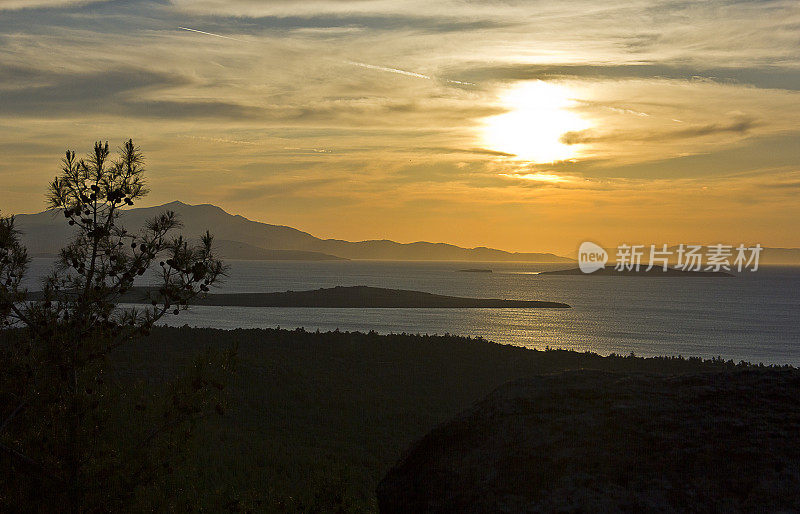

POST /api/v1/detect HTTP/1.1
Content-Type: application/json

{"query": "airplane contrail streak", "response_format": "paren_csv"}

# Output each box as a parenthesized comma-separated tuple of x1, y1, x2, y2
(177, 27, 475, 85)
(446, 79, 477, 86)
(345, 61, 476, 85)
(344, 60, 433, 80)
(178, 26, 247, 42)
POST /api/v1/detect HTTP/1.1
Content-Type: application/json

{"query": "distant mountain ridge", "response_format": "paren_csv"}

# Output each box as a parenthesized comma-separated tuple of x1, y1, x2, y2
(212, 240, 345, 261)
(12, 201, 571, 262)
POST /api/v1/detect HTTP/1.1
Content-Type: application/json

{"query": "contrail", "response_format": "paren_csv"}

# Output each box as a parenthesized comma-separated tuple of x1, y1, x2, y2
(446, 79, 476, 86)
(345, 60, 475, 85)
(345, 60, 433, 80)
(178, 26, 247, 42)
(177, 27, 475, 85)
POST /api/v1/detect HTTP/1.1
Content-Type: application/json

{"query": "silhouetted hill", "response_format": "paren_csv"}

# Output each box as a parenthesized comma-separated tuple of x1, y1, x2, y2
(12, 201, 571, 262)
(378, 369, 800, 512)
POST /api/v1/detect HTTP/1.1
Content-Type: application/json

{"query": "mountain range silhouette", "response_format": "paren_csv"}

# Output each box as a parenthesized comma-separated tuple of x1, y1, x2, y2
(12, 201, 571, 262)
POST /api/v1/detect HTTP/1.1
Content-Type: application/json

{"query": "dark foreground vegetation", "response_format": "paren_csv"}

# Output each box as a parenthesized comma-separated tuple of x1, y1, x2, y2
(73, 326, 781, 512)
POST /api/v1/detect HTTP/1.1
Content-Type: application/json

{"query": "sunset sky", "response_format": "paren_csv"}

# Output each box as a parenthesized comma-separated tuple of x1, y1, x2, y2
(1, 0, 798, 254)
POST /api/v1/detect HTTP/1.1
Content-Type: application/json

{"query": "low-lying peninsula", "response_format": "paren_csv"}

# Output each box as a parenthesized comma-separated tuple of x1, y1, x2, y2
(28, 286, 570, 308)
(126, 285, 570, 309)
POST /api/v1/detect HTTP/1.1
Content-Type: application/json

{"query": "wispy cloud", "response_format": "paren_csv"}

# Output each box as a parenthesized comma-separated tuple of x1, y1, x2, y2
(0, 0, 799, 250)
(561, 116, 760, 145)
(0, 0, 105, 10)
(499, 172, 575, 184)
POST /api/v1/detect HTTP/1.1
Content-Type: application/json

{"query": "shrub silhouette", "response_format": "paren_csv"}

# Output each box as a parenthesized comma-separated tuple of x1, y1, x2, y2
(0, 140, 235, 511)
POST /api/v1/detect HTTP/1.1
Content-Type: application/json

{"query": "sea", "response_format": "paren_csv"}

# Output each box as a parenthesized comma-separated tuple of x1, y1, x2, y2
(22, 259, 800, 365)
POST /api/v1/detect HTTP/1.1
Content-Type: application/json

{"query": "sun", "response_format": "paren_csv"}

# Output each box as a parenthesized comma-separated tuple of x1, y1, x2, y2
(482, 81, 590, 163)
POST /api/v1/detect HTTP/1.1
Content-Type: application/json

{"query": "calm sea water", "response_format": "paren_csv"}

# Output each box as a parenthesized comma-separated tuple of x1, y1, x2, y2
(23, 259, 800, 365)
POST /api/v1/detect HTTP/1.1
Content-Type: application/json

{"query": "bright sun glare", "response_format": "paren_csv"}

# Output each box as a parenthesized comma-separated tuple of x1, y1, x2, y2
(482, 81, 590, 163)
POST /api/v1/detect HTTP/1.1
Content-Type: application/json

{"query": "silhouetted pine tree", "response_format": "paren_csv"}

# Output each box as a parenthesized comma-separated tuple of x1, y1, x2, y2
(0, 140, 235, 511)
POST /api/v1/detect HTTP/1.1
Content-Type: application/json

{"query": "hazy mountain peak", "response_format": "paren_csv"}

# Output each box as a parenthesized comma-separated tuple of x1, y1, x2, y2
(12, 201, 573, 262)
